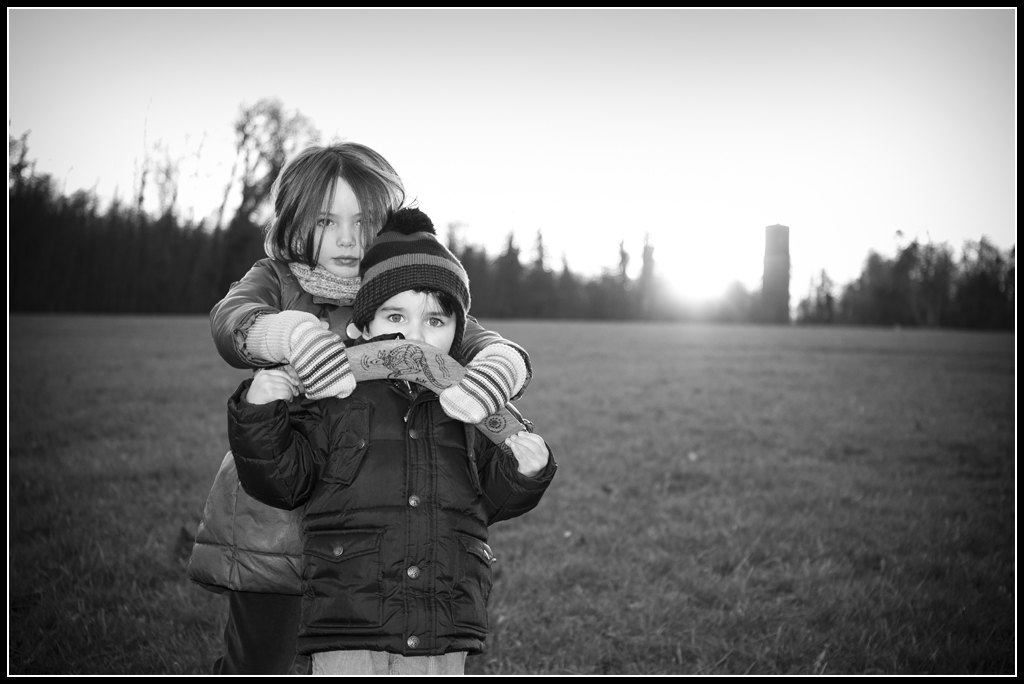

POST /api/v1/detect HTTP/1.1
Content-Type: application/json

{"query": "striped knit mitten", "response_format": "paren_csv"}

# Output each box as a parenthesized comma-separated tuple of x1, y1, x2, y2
(247, 310, 321, 364)
(439, 344, 527, 424)
(288, 321, 356, 400)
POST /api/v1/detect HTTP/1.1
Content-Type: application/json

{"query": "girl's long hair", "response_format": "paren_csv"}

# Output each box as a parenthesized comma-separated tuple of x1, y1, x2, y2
(264, 143, 406, 267)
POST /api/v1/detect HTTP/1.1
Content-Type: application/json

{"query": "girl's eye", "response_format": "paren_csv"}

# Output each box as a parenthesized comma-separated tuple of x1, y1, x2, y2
(316, 217, 334, 228)
(428, 317, 447, 327)
(387, 314, 404, 323)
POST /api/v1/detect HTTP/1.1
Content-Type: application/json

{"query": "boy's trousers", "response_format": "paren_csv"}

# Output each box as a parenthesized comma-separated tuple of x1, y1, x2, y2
(213, 591, 309, 675)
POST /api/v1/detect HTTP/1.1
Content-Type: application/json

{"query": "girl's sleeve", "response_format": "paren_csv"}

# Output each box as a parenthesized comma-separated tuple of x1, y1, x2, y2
(459, 316, 533, 399)
(210, 260, 288, 369)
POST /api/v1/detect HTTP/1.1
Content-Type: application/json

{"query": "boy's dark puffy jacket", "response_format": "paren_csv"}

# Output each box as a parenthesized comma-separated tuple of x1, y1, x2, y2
(227, 376, 556, 657)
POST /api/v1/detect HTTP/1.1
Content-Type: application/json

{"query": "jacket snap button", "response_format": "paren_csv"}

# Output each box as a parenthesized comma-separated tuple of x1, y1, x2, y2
(358, 439, 366, 448)
(407, 635, 420, 648)
(408, 495, 421, 507)
(332, 546, 344, 557)
(409, 429, 419, 439)
(407, 565, 420, 579)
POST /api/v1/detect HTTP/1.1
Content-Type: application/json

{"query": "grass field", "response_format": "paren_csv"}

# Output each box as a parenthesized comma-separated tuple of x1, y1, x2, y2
(8, 315, 1016, 674)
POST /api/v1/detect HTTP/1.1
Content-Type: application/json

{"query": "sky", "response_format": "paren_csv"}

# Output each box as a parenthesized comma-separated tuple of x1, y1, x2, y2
(8, 8, 1017, 304)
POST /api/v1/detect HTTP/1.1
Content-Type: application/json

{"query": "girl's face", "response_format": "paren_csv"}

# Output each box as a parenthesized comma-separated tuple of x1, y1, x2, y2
(313, 178, 363, 278)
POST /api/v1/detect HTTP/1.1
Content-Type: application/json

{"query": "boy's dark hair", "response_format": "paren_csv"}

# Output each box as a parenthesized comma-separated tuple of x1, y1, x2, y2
(413, 288, 459, 318)
(359, 287, 460, 336)
(263, 143, 405, 268)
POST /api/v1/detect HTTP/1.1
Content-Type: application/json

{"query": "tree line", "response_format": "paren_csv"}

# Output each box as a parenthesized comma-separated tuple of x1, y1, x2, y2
(8, 102, 664, 321)
(795, 237, 1015, 330)
(8, 136, 659, 318)
(8, 99, 1015, 329)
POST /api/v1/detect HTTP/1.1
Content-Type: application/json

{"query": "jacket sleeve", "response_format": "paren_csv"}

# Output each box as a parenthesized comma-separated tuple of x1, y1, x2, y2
(459, 316, 533, 399)
(227, 379, 328, 510)
(472, 428, 556, 525)
(211, 260, 288, 369)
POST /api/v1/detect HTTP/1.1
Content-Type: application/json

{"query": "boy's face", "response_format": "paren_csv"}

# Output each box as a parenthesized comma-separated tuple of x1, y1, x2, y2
(364, 290, 457, 355)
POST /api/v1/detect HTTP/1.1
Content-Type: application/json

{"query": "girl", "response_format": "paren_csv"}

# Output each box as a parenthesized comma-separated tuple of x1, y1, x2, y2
(195, 143, 533, 674)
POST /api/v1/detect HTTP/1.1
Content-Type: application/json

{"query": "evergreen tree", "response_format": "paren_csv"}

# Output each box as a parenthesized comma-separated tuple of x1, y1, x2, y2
(555, 255, 586, 319)
(493, 233, 524, 318)
(523, 230, 556, 318)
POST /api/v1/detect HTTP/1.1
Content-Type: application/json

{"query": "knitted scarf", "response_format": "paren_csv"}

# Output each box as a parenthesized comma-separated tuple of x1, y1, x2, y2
(288, 262, 361, 305)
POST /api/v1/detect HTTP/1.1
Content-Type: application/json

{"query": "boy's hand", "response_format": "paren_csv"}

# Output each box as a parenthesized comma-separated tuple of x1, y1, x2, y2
(280, 364, 303, 392)
(245, 368, 300, 405)
(505, 431, 548, 478)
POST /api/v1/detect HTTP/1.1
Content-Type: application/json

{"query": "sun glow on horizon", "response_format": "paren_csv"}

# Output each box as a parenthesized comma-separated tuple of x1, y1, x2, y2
(650, 228, 765, 306)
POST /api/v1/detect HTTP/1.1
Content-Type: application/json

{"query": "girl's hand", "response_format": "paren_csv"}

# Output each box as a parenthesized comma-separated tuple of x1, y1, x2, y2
(440, 343, 527, 424)
(245, 368, 300, 405)
(288, 322, 357, 400)
(505, 431, 549, 478)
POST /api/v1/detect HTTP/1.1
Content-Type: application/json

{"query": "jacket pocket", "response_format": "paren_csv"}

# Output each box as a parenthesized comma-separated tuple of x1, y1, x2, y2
(301, 528, 384, 632)
(320, 401, 370, 485)
(450, 533, 496, 636)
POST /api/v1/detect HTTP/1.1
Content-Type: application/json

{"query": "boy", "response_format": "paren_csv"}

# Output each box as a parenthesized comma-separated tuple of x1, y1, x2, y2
(227, 208, 556, 675)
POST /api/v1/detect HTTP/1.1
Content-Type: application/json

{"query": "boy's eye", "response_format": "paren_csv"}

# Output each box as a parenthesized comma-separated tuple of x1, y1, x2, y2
(387, 314, 404, 323)
(428, 317, 448, 327)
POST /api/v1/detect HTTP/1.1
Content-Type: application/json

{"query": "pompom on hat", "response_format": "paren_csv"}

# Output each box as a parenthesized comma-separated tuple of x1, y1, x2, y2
(352, 208, 471, 352)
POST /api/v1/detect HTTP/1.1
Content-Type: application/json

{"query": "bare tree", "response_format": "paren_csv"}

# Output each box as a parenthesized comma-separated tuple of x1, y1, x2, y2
(8, 130, 34, 190)
(153, 141, 181, 218)
(225, 98, 321, 227)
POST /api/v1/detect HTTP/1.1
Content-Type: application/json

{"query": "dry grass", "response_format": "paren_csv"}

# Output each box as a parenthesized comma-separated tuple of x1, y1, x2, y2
(8, 316, 1015, 674)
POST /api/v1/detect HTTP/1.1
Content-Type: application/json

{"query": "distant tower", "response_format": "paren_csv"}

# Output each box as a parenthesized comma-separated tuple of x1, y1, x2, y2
(761, 224, 790, 323)
(639, 233, 655, 318)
